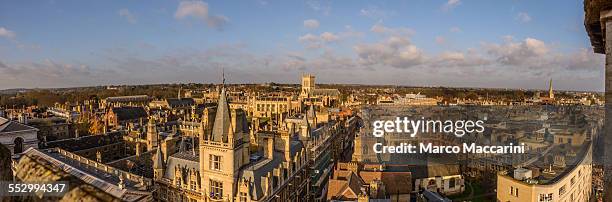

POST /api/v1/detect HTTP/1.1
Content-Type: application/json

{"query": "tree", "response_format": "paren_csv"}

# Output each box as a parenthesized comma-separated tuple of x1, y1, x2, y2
(89, 117, 104, 135)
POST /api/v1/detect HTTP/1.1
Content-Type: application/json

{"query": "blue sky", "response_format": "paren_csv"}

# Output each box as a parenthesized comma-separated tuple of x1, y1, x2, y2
(0, 0, 604, 91)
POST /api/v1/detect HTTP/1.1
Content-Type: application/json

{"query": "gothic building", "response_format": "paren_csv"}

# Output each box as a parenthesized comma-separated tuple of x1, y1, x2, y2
(153, 87, 311, 202)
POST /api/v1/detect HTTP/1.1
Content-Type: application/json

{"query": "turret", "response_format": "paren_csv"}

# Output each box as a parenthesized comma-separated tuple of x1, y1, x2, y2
(146, 116, 158, 150)
(301, 112, 311, 139)
(153, 146, 164, 180)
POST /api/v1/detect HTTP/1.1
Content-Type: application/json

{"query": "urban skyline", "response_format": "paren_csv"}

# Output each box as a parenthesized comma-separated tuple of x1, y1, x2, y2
(0, 0, 605, 91)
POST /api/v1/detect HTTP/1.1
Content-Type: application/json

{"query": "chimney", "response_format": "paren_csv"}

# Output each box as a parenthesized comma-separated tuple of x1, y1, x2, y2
(264, 137, 274, 159)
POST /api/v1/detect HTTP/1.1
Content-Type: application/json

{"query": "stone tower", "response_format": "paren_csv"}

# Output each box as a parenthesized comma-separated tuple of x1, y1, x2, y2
(301, 74, 315, 95)
(146, 116, 158, 151)
(199, 87, 250, 201)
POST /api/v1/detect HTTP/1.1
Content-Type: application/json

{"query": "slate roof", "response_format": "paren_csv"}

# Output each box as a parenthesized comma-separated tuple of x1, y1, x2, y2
(0, 117, 38, 134)
(239, 140, 303, 201)
(111, 107, 148, 122)
(163, 151, 200, 180)
(43, 131, 123, 151)
(166, 98, 195, 108)
(312, 89, 340, 97)
(211, 88, 231, 143)
(153, 146, 164, 169)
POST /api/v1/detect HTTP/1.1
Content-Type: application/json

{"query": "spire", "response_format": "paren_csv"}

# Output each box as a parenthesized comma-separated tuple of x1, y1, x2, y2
(222, 68, 226, 87)
(211, 87, 231, 143)
(178, 87, 182, 99)
(548, 78, 554, 99)
(302, 110, 311, 138)
(154, 145, 164, 169)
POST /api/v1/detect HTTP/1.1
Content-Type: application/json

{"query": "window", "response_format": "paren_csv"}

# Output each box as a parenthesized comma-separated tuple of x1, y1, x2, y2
(559, 185, 566, 196)
(210, 180, 223, 199)
(240, 192, 248, 202)
(210, 154, 222, 171)
(190, 179, 197, 190)
(13, 137, 24, 154)
(509, 187, 519, 197)
(539, 193, 553, 202)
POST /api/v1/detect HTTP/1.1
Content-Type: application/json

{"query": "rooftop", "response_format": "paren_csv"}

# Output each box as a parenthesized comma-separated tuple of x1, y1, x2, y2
(17, 148, 152, 201)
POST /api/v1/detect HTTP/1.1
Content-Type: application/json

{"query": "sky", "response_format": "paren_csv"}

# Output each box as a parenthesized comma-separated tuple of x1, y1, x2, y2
(0, 0, 605, 91)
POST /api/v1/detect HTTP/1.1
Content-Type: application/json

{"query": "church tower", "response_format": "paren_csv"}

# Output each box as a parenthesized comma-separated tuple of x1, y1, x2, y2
(301, 74, 315, 96)
(199, 87, 250, 201)
(548, 78, 554, 99)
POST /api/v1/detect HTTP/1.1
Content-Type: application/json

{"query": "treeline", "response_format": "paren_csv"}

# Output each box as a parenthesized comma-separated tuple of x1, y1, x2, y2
(0, 84, 211, 108)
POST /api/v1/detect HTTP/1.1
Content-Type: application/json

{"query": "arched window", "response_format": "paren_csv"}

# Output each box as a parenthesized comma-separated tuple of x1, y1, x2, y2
(14, 137, 24, 154)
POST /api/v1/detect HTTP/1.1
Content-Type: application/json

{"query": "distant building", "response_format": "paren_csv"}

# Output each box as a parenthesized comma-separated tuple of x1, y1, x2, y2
(377, 93, 438, 106)
(102, 95, 152, 109)
(27, 117, 71, 141)
(105, 106, 148, 127)
(251, 96, 297, 118)
(539, 78, 556, 104)
(299, 74, 340, 107)
(149, 98, 195, 111)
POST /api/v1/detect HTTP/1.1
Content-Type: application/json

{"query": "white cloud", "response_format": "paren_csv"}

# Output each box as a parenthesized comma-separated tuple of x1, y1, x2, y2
(370, 23, 414, 37)
(442, 0, 461, 11)
(516, 12, 531, 23)
(298, 26, 363, 49)
(0, 27, 16, 39)
(175, 0, 228, 30)
(1, 35, 603, 91)
(320, 32, 339, 42)
(298, 32, 339, 49)
(440, 51, 465, 61)
(354, 36, 424, 68)
(484, 37, 548, 66)
(303, 19, 320, 29)
(118, 9, 137, 24)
